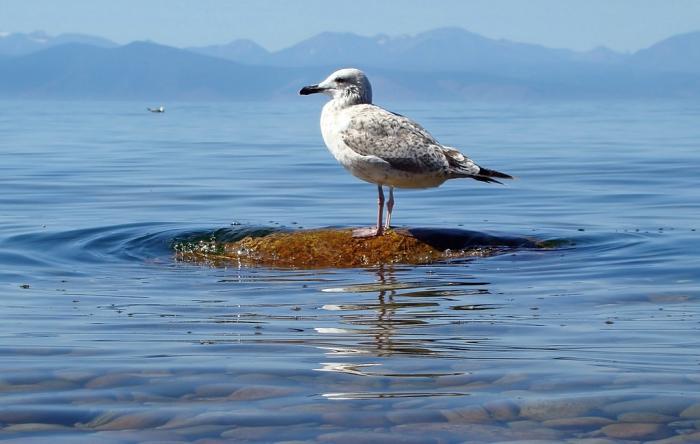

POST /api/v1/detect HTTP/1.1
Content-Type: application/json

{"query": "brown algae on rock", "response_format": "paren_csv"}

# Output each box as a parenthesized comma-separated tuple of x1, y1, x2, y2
(174, 227, 542, 268)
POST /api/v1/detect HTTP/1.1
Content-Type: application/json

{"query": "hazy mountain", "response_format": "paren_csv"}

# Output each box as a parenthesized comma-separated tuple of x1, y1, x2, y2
(0, 28, 698, 100)
(193, 27, 627, 77)
(267, 31, 391, 67)
(187, 39, 270, 65)
(630, 31, 700, 73)
(0, 41, 303, 100)
(202, 27, 587, 75)
(0, 31, 116, 56)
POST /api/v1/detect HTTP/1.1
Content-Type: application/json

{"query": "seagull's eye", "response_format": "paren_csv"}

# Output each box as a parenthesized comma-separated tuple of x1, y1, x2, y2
(335, 77, 346, 84)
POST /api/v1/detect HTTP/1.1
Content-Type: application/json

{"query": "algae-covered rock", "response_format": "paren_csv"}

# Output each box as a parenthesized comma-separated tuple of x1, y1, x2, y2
(174, 227, 540, 268)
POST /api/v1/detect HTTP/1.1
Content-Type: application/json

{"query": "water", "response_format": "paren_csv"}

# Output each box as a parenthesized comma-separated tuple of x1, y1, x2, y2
(1, 100, 699, 443)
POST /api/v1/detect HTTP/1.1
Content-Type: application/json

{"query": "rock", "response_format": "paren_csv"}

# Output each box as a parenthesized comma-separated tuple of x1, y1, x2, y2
(89, 430, 166, 444)
(168, 424, 228, 439)
(603, 397, 692, 416)
(227, 386, 296, 401)
(484, 400, 520, 422)
(85, 373, 143, 389)
(395, 420, 564, 442)
(541, 416, 613, 429)
(192, 439, 229, 444)
(76, 412, 121, 429)
(645, 431, 700, 444)
(618, 411, 675, 423)
(0, 408, 92, 426)
(220, 425, 297, 441)
(1, 423, 71, 433)
(317, 431, 433, 444)
(193, 383, 239, 398)
(519, 398, 603, 421)
(442, 406, 491, 423)
(93, 411, 170, 430)
(600, 422, 672, 440)
(161, 411, 307, 430)
(680, 403, 700, 419)
(529, 375, 613, 392)
(392, 422, 516, 442)
(507, 420, 542, 430)
(565, 439, 622, 444)
(386, 409, 447, 425)
(274, 441, 316, 444)
(94, 429, 183, 443)
(174, 227, 539, 268)
(321, 411, 389, 428)
(130, 391, 177, 403)
(488, 441, 562, 444)
(668, 419, 700, 430)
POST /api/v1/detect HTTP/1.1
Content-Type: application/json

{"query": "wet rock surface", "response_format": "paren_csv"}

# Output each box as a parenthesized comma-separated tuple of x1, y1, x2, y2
(174, 227, 541, 268)
(600, 422, 673, 440)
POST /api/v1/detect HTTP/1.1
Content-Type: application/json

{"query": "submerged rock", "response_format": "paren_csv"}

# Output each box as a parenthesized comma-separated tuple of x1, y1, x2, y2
(174, 227, 541, 268)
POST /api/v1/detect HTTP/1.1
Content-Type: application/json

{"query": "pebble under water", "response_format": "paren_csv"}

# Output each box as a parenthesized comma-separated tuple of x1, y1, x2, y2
(0, 100, 699, 443)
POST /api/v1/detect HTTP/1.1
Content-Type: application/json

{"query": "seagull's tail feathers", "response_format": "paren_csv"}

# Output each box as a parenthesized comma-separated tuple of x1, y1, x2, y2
(473, 167, 514, 184)
(442, 146, 513, 184)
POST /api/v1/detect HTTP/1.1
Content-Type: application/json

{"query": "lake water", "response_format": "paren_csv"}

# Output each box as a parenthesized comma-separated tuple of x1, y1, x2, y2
(0, 99, 699, 443)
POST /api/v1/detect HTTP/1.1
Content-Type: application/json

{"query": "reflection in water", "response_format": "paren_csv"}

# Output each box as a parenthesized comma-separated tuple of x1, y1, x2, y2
(316, 265, 497, 388)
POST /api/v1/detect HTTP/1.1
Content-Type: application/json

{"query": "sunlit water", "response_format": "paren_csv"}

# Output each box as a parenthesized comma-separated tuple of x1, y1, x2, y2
(1, 100, 699, 443)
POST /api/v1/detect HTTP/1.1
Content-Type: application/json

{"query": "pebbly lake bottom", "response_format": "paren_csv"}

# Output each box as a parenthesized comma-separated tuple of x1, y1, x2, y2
(1, 100, 699, 442)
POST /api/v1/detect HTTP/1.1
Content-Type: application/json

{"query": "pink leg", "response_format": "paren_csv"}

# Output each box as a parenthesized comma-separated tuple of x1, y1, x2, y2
(385, 187, 394, 229)
(353, 185, 385, 237)
(376, 185, 385, 234)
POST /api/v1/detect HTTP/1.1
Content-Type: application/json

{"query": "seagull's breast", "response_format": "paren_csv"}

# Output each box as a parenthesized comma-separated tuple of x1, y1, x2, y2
(320, 102, 372, 172)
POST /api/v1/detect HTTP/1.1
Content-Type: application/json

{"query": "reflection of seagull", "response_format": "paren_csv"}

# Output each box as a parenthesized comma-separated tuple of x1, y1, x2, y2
(300, 68, 512, 237)
(147, 106, 165, 113)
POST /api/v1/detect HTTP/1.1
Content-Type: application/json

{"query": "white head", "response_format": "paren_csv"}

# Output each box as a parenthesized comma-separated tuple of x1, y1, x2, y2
(299, 68, 372, 105)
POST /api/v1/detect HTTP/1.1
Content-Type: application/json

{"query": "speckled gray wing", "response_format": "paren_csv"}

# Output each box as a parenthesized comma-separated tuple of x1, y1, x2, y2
(340, 105, 450, 174)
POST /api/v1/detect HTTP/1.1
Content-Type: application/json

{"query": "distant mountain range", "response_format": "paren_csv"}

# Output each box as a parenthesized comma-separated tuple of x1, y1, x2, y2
(0, 31, 116, 56)
(0, 28, 699, 100)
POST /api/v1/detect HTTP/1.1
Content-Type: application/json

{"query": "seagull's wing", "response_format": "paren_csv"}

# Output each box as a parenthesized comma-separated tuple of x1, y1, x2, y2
(340, 105, 449, 174)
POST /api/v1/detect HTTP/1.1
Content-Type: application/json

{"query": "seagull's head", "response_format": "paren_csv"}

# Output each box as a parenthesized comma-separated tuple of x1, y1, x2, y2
(299, 68, 372, 105)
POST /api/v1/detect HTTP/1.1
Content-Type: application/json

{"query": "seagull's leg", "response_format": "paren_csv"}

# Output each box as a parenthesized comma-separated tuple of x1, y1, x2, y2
(353, 185, 385, 237)
(385, 187, 395, 230)
(376, 185, 385, 235)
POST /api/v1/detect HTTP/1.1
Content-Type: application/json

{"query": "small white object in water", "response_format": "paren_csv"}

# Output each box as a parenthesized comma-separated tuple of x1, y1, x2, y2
(147, 106, 165, 113)
(300, 68, 512, 237)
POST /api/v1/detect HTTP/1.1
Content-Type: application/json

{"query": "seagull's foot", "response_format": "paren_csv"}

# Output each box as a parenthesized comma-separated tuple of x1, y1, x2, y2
(352, 226, 384, 238)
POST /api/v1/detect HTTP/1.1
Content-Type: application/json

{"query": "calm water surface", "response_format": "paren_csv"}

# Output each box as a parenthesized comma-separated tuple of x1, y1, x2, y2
(0, 100, 699, 443)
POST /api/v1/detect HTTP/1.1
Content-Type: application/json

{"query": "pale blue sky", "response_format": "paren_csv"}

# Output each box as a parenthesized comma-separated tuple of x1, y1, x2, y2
(1, 0, 699, 52)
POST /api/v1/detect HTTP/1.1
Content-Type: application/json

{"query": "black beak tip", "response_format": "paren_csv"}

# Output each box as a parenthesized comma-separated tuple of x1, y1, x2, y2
(299, 85, 321, 96)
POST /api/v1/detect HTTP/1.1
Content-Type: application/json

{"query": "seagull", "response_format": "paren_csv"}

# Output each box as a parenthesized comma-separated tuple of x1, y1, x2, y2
(148, 106, 165, 113)
(300, 68, 513, 237)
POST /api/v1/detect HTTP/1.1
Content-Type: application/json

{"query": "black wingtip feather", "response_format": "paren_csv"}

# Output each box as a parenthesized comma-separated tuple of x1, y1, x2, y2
(478, 167, 514, 180)
(472, 175, 504, 184)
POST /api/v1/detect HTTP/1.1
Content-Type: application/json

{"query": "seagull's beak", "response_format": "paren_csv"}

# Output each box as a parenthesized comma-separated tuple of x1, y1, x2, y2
(299, 84, 324, 95)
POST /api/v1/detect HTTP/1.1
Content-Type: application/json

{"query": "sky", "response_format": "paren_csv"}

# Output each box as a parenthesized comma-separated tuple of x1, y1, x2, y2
(1, 0, 699, 52)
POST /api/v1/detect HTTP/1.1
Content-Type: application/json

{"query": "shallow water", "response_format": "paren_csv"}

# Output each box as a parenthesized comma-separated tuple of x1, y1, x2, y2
(1, 100, 699, 443)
